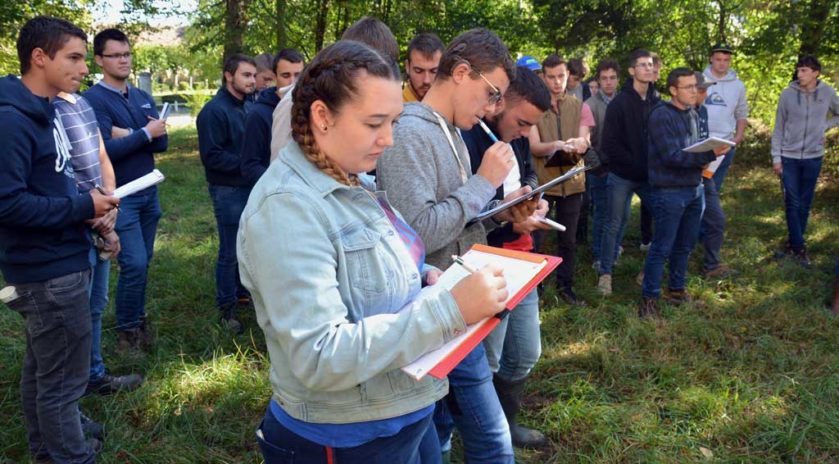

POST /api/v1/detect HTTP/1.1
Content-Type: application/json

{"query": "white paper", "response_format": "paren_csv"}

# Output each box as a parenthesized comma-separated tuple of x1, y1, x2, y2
(400, 250, 547, 380)
(684, 136, 735, 153)
(113, 169, 165, 198)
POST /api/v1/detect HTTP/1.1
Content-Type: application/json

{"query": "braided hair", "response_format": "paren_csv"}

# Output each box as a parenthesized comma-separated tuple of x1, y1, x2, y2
(291, 40, 400, 186)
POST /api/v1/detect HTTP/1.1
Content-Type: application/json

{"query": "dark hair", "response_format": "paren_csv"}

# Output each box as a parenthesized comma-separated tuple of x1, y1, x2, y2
(542, 54, 566, 70)
(594, 58, 620, 79)
(341, 16, 399, 64)
(407, 32, 444, 61)
(438, 28, 515, 83)
(666, 67, 694, 92)
(567, 58, 586, 78)
(223, 54, 257, 82)
(93, 28, 129, 57)
(291, 40, 400, 186)
(254, 53, 274, 72)
(506, 66, 551, 112)
(18, 16, 87, 75)
(796, 55, 822, 72)
(273, 48, 305, 72)
(628, 49, 652, 67)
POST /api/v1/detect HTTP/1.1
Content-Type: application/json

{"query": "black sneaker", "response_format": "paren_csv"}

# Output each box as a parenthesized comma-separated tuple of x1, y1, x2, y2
(86, 373, 144, 396)
(559, 286, 586, 307)
(80, 410, 104, 441)
(219, 303, 244, 335)
(794, 247, 811, 268)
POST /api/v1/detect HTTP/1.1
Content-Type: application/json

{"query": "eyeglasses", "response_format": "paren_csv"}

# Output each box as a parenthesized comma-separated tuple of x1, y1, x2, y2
(677, 84, 698, 91)
(101, 52, 132, 60)
(477, 71, 503, 105)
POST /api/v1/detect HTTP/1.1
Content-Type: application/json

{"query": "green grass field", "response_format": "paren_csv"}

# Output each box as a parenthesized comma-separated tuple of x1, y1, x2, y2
(1, 126, 837, 463)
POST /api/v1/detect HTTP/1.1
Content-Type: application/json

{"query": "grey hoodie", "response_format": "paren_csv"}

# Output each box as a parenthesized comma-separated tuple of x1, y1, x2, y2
(376, 102, 497, 269)
(703, 66, 749, 140)
(771, 80, 839, 164)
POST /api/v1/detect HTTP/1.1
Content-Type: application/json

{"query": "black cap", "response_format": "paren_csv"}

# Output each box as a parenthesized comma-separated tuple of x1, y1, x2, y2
(694, 72, 716, 89)
(710, 42, 733, 54)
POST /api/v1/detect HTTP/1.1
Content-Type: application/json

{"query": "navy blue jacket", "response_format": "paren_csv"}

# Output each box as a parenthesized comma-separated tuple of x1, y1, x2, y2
(600, 78, 660, 182)
(240, 86, 281, 186)
(647, 102, 716, 188)
(462, 119, 538, 247)
(197, 87, 250, 187)
(0, 75, 94, 283)
(83, 82, 168, 189)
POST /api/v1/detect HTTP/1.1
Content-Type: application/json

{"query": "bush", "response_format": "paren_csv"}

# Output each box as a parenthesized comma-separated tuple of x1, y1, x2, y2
(183, 92, 212, 117)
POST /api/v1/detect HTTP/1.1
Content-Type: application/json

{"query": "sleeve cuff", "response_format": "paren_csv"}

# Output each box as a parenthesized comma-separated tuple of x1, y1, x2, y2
(141, 127, 152, 142)
(71, 193, 95, 223)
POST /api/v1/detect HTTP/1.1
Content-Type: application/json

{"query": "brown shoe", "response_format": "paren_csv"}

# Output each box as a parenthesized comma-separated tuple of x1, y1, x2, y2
(638, 297, 660, 319)
(116, 328, 141, 353)
(664, 289, 692, 306)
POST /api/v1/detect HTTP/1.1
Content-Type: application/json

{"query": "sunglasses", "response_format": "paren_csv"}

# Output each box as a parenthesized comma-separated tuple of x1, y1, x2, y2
(477, 71, 503, 105)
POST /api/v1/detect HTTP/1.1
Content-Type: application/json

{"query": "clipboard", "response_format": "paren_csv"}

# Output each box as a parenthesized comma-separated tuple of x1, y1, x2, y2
(475, 165, 589, 220)
(400, 244, 562, 380)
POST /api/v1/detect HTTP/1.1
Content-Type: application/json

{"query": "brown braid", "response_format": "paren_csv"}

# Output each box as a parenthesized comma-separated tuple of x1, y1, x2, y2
(290, 40, 400, 187)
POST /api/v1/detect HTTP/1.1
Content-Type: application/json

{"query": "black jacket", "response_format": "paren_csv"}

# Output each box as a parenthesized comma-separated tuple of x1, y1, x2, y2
(240, 86, 281, 186)
(600, 78, 660, 182)
(197, 87, 250, 187)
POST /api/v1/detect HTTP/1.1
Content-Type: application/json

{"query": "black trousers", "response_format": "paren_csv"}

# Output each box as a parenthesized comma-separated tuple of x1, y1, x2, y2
(535, 193, 583, 289)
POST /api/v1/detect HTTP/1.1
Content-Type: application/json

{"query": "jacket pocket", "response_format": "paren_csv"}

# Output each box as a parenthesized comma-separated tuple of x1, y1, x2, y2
(339, 224, 392, 309)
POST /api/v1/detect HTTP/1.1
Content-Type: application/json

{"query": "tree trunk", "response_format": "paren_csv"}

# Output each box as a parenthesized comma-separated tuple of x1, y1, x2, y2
(223, 0, 248, 61)
(715, 0, 727, 43)
(314, 0, 330, 52)
(275, 0, 287, 49)
(798, 0, 830, 56)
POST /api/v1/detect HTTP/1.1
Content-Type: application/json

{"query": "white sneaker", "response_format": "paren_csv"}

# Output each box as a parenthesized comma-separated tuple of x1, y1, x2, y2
(640, 242, 651, 252)
(592, 260, 601, 271)
(597, 274, 612, 296)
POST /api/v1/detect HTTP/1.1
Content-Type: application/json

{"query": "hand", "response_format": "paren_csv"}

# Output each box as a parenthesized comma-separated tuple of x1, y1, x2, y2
(511, 199, 551, 234)
(87, 208, 118, 234)
(493, 187, 538, 224)
(102, 230, 121, 258)
(450, 264, 508, 324)
(89, 189, 120, 218)
(713, 145, 730, 157)
(566, 137, 588, 154)
(476, 141, 515, 188)
(424, 269, 443, 286)
(111, 126, 131, 139)
(145, 116, 167, 138)
(773, 162, 782, 176)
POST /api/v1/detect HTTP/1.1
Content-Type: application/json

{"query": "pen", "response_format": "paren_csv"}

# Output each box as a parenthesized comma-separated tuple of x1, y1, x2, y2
(478, 120, 499, 143)
(94, 184, 121, 212)
(451, 255, 478, 274)
(538, 216, 566, 231)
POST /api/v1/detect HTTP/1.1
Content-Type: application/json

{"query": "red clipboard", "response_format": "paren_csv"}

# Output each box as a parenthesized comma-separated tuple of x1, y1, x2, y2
(425, 245, 562, 379)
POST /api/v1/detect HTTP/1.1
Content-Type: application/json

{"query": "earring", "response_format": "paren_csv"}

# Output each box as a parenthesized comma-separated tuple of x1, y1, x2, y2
(322, 125, 327, 131)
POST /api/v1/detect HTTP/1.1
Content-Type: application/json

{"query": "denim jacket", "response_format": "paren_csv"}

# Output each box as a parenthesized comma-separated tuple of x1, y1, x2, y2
(237, 141, 467, 424)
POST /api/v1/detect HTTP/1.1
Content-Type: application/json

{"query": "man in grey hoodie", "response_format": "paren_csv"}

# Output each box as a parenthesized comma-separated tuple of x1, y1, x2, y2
(771, 55, 839, 266)
(377, 28, 537, 463)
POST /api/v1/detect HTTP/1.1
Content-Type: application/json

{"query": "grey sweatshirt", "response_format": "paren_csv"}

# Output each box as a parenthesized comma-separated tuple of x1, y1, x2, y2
(703, 66, 749, 140)
(376, 102, 497, 269)
(771, 80, 839, 164)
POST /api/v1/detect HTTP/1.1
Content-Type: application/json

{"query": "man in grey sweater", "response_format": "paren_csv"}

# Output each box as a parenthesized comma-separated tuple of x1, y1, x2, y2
(377, 28, 537, 462)
(771, 55, 839, 266)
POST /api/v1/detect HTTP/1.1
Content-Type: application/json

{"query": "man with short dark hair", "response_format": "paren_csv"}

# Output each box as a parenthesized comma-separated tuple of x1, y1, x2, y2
(253, 52, 275, 91)
(771, 55, 839, 266)
(403, 32, 444, 102)
(197, 54, 256, 333)
(596, 49, 660, 296)
(1, 16, 120, 462)
(272, 48, 304, 97)
(640, 68, 727, 318)
(85, 27, 168, 352)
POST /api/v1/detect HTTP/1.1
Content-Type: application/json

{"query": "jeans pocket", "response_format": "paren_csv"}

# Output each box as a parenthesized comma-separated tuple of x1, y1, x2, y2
(3, 289, 35, 314)
(256, 428, 295, 464)
(45, 270, 86, 293)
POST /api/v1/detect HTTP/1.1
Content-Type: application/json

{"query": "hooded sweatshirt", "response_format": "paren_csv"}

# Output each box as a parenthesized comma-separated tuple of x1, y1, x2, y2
(0, 75, 94, 284)
(376, 102, 497, 269)
(600, 78, 660, 182)
(240, 86, 282, 186)
(702, 66, 748, 140)
(771, 80, 839, 164)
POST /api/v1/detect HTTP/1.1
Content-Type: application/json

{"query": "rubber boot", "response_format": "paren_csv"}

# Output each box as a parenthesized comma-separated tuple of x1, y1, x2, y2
(493, 375, 547, 449)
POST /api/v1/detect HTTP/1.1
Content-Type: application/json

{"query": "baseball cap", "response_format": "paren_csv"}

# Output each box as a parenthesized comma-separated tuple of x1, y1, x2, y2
(516, 55, 541, 72)
(694, 71, 716, 89)
(710, 42, 734, 54)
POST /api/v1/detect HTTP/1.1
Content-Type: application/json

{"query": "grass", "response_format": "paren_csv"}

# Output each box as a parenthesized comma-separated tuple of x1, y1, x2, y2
(1, 125, 838, 463)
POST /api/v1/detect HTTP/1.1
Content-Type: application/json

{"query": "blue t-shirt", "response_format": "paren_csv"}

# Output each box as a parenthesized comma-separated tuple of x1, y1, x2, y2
(53, 93, 102, 193)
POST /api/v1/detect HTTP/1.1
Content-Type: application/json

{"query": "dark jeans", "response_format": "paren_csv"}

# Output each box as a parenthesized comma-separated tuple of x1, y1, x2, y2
(588, 173, 609, 261)
(642, 185, 704, 299)
(640, 200, 653, 245)
(257, 406, 440, 464)
(577, 179, 590, 244)
(115, 188, 161, 331)
(701, 177, 725, 270)
(781, 157, 823, 250)
(88, 252, 110, 381)
(7, 270, 96, 463)
(208, 184, 251, 308)
(535, 193, 583, 289)
(599, 173, 651, 275)
(712, 147, 735, 193)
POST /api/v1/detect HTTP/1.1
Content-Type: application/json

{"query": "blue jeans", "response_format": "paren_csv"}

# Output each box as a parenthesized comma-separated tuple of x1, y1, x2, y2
(712, 147, 735, 193)
(700, 177, 725, 271)
(88, 251, 110, 381)
(115, 188, 161, 331)
(642, 185, 704, 299)
(599, 173, 649, 275)
(483, 289, 541, 382)
(781, 157, 823, 250)
(208, 184, 251, 308)
(7, 270, 96, 463)
(257, 406, 440, 463)
(588, 173, 608, 261)
(434, 345, 514, 463)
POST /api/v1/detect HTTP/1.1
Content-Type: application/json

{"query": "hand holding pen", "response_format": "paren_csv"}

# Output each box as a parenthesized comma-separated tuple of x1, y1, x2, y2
(449, 255, 508, 324)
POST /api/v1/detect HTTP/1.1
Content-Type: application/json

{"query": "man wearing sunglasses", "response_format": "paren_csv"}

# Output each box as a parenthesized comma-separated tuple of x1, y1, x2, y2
(377, 28, 538, 463)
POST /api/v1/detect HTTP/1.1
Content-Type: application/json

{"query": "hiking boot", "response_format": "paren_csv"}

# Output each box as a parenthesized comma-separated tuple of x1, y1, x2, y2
(115, 328, 141, 353)
(559, 286, 585, 306)
(493, 375, 549, 449)
(638, 297, 660, 319)
(597, 274, 612, 296)
(219, 303, 244, 335)
(79, 410, 104, 441)
(138, 315, 155, 351)
(703, 263, 738, 279)
(664, 289, 692, 306)
(793, 247, 811, 268)
(86, 372, 144, 396)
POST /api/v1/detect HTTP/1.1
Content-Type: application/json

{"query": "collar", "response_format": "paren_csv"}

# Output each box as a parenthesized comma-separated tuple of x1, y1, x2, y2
(282, 140, 354, 197)
(56, 92, 77, 104)
(97, 80, 130, 96)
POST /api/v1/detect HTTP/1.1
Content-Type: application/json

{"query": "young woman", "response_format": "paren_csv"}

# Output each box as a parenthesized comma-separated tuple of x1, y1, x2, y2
(237, 40, 509, 463)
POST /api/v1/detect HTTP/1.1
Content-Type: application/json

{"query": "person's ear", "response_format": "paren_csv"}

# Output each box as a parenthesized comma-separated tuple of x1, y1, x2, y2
(451, 61, 471, 84)
(310, 100, 333, 134)
(30, 47, 48, 70)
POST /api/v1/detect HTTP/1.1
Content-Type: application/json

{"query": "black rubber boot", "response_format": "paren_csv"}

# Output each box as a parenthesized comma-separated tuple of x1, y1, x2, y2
(493, 375, 548, 449)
